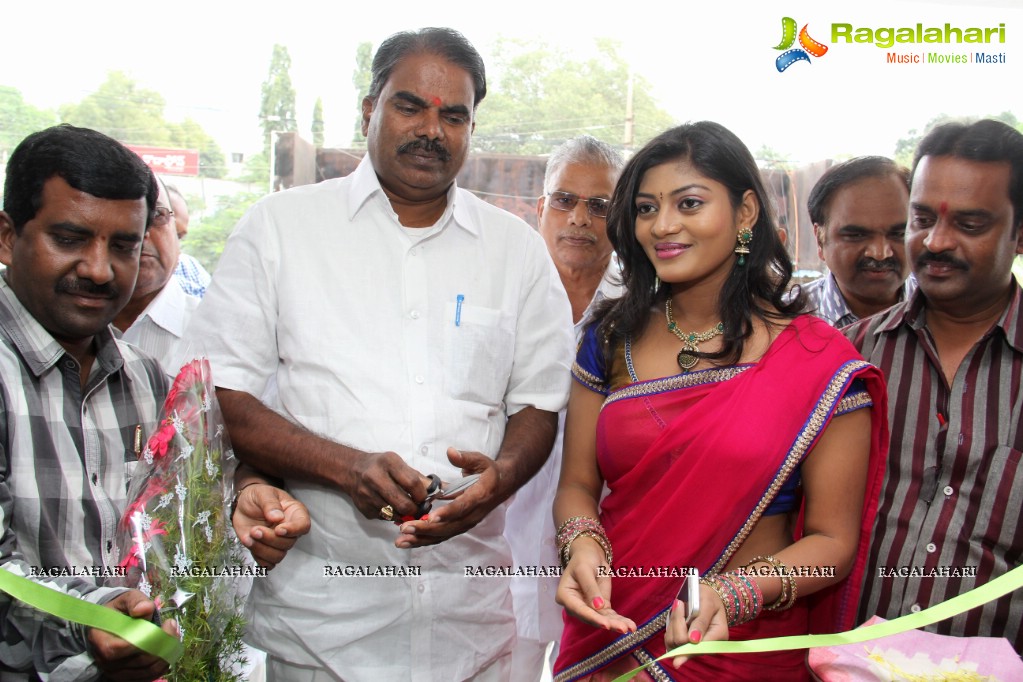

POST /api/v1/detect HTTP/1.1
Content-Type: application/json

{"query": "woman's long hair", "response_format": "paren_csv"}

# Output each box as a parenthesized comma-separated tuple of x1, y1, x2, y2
(597, 121, 804, 367)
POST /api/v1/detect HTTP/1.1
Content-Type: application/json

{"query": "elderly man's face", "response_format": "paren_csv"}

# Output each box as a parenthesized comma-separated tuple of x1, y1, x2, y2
(133, 180, 180, 302)
(169, 190, 190, 239)
(537, 162, 617, 276)
(816, 174, 910, 317)
(0, 176, 147, 353)
(362, 51, 475, 204)
(908, 155, 1023, 313)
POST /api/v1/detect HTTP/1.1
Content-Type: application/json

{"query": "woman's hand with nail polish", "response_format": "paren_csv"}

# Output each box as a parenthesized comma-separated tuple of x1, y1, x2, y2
(556, 535, 637, 634)
(667, 584, 729, 669)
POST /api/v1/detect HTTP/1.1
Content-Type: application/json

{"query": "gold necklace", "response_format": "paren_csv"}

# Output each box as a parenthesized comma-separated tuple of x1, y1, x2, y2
(665, 299, 724, 372)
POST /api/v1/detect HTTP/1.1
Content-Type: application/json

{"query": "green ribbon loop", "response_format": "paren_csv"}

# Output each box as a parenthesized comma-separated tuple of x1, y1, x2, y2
(612, 565, 1023, 681)
(0, 567, 183, 665)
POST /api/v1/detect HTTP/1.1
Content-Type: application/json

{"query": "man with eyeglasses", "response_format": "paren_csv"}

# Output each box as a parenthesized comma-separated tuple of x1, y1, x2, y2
(506, 135, 625, 680)
(113, 176, 198, 373)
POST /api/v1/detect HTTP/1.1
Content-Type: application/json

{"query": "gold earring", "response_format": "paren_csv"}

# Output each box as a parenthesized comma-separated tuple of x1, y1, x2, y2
(734, 228, 753, 265)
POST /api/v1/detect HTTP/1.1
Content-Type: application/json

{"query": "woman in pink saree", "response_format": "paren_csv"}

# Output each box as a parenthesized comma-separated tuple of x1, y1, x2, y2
(553, 122, 888, 681)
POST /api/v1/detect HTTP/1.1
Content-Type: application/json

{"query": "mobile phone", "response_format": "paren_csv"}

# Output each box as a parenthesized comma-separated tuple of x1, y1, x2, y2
(667, 568, 700, 631)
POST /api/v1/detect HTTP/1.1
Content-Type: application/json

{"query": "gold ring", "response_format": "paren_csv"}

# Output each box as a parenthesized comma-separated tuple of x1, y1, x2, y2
(380, 505, 394, 521)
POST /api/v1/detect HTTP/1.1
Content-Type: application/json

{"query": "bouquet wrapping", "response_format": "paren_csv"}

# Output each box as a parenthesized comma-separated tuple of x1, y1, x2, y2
(116, 357, 247, 681)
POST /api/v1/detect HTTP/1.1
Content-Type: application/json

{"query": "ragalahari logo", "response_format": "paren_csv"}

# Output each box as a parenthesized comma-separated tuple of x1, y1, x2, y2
(773, 17, 829, 72)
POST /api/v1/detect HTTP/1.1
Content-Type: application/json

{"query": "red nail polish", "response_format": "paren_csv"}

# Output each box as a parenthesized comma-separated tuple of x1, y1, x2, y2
(690, 629, 702, 644)
(673, 598, 682, 612)
(592, 596, 605, 610)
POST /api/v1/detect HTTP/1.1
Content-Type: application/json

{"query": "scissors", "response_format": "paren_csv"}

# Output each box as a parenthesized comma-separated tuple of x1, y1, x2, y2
(396, 473, 481, 524)
(666, 567, 700, 631)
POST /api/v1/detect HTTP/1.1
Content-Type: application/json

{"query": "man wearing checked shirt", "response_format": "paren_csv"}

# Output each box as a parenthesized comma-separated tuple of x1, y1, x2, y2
(0, 125, 307, 680)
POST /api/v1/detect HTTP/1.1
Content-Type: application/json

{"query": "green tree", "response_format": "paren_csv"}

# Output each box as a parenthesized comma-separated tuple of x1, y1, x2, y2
(169, 118, 226, 179)
(59, 71, 171, 145)
(754, 144, 794, 170)
(183, 192, 262, 272)
(351, 41, 373, 147)
(474, 38, 675, 154)
(57, 71, 226, 178)
(0, 86, 58, 157)
(312, 97, 325, 147)
(259, 44, 297, 154)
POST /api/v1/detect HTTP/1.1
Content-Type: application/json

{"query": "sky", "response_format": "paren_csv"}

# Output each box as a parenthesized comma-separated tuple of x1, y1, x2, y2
(3, 0, 1020, 165)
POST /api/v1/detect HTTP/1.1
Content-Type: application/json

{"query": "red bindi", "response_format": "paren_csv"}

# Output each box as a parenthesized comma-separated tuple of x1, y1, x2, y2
(939, 201, 948, 215)
(430, 96, 442, 107)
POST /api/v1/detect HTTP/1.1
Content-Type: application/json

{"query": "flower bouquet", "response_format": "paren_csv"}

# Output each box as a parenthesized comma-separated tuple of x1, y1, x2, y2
(116, 358, 247, 681)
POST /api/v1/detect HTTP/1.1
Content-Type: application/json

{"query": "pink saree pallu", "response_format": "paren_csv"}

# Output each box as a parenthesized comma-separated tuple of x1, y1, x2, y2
(555, 315, 889, 681)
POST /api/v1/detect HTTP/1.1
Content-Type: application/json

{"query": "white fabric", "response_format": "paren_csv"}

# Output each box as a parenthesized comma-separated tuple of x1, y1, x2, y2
(187, 155, 574, 682)
(120, 277, 200, 376)
(505, 261, 623, 657)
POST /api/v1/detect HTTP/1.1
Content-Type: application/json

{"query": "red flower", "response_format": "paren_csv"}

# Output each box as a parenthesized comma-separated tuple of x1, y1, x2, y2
(145, 423, 176, 460)
(163, 358, 207, 412)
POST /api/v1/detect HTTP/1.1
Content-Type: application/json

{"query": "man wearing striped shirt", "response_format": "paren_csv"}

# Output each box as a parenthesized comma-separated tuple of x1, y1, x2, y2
(846, 119, 1023, 649)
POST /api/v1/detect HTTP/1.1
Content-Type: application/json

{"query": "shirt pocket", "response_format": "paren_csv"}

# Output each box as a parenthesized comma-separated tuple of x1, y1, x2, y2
(444, 302, 514, 406)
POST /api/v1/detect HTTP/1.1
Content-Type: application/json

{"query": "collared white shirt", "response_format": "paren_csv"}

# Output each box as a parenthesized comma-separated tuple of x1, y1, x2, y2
(187, 155, 574, 681)
(506, 259, 623, 645)
(120, 278, 201, 376)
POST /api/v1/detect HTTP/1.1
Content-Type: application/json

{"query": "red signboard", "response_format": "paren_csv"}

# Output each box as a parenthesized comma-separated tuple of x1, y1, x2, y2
(127, 145, 200, 176)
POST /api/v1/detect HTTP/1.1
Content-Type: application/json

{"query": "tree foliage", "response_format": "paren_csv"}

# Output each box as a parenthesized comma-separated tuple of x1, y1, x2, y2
(182, 192, 262, 273)
(168, 118, 227, 180)
(312, 97, 325, 147)
(473, 38, 675, 155)
(259, 44, 297, 154)
(59, 71, 169, 145)
(56, 71, 225, 178)
(351, 41, 373, 148)
(0, 86, 58, 159)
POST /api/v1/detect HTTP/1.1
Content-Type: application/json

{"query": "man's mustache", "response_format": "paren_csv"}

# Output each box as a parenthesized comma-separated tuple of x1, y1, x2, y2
(397, 139, 451, 161)
(857, 257, 901, 273)
(57, 278, 117, 298)
(916, 251, 968, 271)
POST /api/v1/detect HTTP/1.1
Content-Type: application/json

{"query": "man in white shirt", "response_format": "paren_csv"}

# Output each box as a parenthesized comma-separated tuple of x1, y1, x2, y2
(113, 177, 199, 373)
(506, 135, 624, 680)
(187, 27, 574, 681)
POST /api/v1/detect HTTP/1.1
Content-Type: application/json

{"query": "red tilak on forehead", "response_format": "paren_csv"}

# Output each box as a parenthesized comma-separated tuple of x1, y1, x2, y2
(430, 96, 442, 107)
(939, 201, 948, 215)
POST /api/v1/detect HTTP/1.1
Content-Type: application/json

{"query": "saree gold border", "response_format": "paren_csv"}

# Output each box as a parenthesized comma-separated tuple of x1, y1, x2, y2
(554, 614, 673, 682)
(557, 359, 871, 680)
(631, 647, 674, 682)
(708, 359, 871, 575)
(602, 366, 750, 409)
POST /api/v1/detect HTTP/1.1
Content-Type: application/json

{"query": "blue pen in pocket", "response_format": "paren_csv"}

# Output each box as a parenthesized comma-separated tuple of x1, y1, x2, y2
(455, 294, 464, 326)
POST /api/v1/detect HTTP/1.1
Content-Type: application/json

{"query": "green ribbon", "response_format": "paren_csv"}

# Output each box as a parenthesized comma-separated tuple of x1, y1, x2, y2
(612, 565, 1023, 681)
(0, 567, 183, 665)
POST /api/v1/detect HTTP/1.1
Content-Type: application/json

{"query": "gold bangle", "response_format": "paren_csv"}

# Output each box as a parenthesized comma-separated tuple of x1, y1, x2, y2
(743, 555, 798, 611)
(560, 529, 613, 568)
